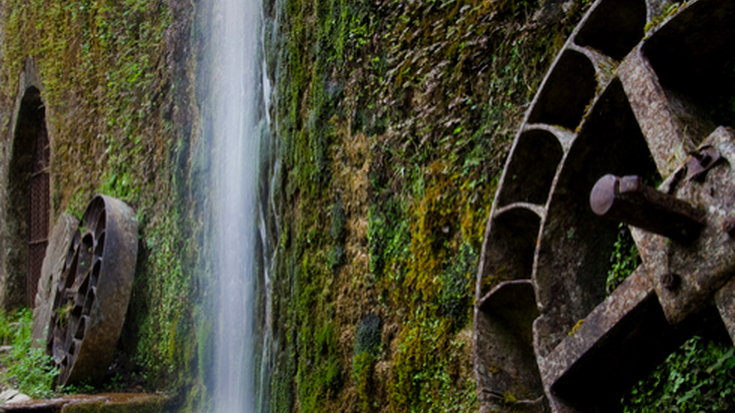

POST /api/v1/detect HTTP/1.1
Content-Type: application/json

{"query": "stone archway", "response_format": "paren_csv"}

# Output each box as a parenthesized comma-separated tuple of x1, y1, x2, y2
(5, 85, 50, 309)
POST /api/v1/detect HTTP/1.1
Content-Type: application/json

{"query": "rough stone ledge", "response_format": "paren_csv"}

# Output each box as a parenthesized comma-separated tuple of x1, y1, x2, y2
(0, 393, 170, 413)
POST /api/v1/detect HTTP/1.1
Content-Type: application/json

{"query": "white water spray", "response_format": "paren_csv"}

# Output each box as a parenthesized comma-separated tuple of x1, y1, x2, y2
(212, 0, 264, 411)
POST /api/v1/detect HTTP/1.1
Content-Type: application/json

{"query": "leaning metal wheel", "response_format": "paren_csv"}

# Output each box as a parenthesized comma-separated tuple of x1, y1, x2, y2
(474, 0, 735, 412)
(46, 195, 138, 386)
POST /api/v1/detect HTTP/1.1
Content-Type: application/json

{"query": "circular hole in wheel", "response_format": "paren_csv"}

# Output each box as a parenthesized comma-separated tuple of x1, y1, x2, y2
(83, 287, 96, 315)
(94, 231, 105, 258)
(52, 328, 65, 363)
(63, 237, 77, 271)
(90, 258, 101, 289)
(74, 316, 87, 340)
(77, 234, 94, 280)
(70, 230, 81, 256)
(95, 211, 106, 239)
(68, 339, 77, 356)
(62, 249, 79, 291)
(71, 303, 83, 321)
(64, 324, 75, 354)
(76, 272, 90, 308)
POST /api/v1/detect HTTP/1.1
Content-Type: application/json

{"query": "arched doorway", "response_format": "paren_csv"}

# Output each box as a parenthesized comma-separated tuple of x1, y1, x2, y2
(6, 86, 50, 309)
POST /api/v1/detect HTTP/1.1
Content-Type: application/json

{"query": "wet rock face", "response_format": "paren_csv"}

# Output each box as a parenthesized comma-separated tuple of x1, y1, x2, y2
(474, 0, 735, 411)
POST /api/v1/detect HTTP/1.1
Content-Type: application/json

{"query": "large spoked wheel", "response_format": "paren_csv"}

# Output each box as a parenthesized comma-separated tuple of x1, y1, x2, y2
(474, 1, 735, 412)
(47, 195, 138, 386)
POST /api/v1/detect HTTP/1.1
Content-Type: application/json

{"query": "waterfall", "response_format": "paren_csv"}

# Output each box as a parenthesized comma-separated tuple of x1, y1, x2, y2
(210, 0, 269, 411)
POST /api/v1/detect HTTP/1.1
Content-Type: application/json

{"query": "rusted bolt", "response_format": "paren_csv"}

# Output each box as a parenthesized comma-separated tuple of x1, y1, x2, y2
(660, 273, 680, 291)
(590, 174, 705, 244)
(690, 150, 711, 164)
(687, 146, 721, 181)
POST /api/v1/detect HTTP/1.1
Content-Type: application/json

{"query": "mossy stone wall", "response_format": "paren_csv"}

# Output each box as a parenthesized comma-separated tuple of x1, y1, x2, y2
(0, 0, 209, 409)
(266, 0, 591, 411)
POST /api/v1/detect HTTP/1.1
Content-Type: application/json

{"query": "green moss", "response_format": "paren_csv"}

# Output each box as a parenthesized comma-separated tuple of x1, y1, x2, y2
(330, 199, 346, 242)
(439, 244, 477, 330)
(132, 211, 194, 385)
(368, 198, 410, 284)
(353, 351, 377, 412)
(389, 317, 477, 413)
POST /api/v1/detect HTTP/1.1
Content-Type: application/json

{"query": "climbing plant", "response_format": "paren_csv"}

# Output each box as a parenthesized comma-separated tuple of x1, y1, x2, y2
(623, 336, 735, 412)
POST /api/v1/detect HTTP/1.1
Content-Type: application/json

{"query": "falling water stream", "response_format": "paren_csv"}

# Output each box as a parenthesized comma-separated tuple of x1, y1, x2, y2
(211, 0, 272, 411)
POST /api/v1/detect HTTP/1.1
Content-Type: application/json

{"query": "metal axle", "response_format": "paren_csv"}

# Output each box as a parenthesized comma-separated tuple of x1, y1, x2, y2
(590, 174, 705, 244)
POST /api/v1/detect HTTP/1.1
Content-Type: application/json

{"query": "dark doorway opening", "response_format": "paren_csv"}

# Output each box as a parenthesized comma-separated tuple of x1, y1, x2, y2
(7, 86, 50, 308)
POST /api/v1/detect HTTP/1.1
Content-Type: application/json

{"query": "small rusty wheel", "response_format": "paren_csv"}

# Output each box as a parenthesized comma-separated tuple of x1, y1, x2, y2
(474, 0, 735, 412)
(47, 195, 138, 386)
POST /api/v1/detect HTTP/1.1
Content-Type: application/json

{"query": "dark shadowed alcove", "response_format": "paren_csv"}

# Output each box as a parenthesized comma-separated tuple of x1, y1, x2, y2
(6, 86, 50, 308)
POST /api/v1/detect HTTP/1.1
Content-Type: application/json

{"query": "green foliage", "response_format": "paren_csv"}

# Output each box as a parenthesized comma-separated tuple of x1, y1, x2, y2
(297, 353, 343, 412)
(0, 310, 13, 340)
(135, 212, 188, 376)
(367, 200, 410, 283)
(606, 223, 641, 295)
(623, 336, 735, 412)
(0, 309, 58, 398)
(270, 0, 385, 409)
(63, 381, 96, 395)
(297, 319, 344, 412)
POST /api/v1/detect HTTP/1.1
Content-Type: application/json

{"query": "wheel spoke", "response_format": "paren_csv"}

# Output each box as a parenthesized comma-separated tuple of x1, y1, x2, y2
(618, 50, 712, 178)
(538, 267, 681, 411)
(715, 278, 735, 344)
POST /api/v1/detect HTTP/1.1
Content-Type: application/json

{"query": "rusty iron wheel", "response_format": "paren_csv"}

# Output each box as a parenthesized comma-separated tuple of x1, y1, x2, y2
(474, 0, 735, 412)
(46, 195, 138, 386)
